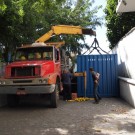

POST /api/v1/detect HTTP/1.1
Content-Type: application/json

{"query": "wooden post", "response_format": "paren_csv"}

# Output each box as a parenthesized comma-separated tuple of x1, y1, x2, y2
(73, 71, 87, 97)
(83, 71, 87, 97)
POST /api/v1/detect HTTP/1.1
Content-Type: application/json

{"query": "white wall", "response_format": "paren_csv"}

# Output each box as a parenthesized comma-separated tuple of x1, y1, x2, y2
(119, 77, 135, 107)
(111, 27, 135, 79)
(111, 28, 135, 107)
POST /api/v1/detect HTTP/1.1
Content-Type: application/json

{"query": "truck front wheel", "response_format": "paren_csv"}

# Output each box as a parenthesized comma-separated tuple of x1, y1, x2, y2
(50, 83, 59, 108)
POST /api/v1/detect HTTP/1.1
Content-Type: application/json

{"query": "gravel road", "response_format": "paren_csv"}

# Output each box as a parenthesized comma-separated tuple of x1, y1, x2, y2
(0, 96, 135, 135)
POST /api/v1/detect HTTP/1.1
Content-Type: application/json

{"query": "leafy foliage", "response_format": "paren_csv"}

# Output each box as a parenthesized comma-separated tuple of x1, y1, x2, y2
(105, 0, 135, 49)
(0, 0, 102, 62)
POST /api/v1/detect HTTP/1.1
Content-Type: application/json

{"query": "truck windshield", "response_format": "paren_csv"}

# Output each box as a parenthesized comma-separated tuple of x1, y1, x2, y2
(15, 46, 53, 61)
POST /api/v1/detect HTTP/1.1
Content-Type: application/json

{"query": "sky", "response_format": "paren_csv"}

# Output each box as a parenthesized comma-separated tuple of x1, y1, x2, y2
(84, 0, 110, 54)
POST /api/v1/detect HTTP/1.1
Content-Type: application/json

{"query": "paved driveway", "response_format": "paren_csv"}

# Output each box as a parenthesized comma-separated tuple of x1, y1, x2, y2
(0, 97, 135, 135)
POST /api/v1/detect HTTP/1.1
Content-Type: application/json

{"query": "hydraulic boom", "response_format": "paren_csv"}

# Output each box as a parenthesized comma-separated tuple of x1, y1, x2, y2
(35, 25, 96, 43)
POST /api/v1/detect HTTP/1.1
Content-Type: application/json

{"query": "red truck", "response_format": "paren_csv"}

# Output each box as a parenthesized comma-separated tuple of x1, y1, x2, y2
(0, 25, 95, 108)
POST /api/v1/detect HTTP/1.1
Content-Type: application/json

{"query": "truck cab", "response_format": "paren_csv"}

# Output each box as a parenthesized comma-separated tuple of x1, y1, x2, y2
(0, 43, 62, 108)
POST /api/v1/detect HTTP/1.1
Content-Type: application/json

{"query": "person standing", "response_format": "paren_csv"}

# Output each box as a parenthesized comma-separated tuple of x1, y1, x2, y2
(89, 67, 101, 104)
(61, 69, 73, 100)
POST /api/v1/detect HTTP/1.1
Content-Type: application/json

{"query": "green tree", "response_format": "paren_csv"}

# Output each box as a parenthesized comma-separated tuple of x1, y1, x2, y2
(0, 0, 27, 61)
(105, 0, 135, 49)
(0, 0, 102, 62)
(0, 0, 46, 61)
(40, 0, 102, 53)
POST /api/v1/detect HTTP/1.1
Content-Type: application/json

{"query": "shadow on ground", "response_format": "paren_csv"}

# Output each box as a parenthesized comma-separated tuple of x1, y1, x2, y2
(0, 97, 135, 135)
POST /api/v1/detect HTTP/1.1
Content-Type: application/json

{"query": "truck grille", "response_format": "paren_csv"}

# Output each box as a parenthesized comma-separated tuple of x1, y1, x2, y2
(13, 80, 32, 83)
(11, 66, 40, 77)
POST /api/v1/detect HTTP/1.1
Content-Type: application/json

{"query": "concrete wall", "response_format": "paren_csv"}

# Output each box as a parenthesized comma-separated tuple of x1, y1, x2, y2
(111, 27, 135, 79)
(119, 77, 135, 107)
(111, 27, 135, 107)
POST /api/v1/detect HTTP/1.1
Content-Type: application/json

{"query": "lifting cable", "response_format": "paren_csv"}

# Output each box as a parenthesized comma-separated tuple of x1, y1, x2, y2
(83, 37, 108, 55)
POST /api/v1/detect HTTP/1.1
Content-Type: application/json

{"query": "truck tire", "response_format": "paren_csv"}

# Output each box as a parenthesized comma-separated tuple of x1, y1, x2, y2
(7, 94, 19, 107)
(50, 82, 59, 108)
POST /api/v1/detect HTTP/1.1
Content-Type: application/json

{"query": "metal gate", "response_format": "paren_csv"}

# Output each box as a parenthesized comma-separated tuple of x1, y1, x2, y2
(77, 54, 119, 97)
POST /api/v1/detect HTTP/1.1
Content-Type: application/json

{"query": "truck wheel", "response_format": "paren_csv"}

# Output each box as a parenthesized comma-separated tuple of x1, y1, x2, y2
(50, 83, 59, 108)
(7, 94, 19, 107)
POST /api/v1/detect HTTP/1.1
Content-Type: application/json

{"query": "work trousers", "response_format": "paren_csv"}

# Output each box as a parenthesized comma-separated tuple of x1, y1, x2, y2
(63, 84, 71, 100)
(93, 83, 101, 102)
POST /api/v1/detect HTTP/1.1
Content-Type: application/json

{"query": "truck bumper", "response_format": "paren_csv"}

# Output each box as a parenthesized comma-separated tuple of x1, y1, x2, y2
(0, 84, 55, 94)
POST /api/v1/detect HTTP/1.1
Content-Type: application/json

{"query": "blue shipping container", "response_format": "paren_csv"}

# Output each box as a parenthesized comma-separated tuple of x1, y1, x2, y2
(77, 54, 118, 97)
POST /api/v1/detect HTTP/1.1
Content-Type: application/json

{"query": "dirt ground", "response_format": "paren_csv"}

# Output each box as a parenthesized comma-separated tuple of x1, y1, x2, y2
(0, 97, 135, 135)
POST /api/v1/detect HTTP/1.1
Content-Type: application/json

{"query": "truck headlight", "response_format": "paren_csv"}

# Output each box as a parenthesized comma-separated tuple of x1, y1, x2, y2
(3, 81, 6, 85)
(0, 81, 6, 85)
(39, 79, 43, 83)
(43, 79, 47, 84)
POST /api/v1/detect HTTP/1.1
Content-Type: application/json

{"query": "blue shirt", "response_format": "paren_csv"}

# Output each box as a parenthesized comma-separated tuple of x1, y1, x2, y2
(61, 73, 73, 84)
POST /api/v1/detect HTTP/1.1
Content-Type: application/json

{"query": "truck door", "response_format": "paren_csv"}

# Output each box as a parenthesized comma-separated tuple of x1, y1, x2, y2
(54, 48, 61, 73)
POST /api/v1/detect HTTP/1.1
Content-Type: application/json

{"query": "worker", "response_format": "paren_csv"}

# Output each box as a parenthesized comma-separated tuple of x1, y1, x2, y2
(61, 69, 73, 100)
(89, 67, 102, 104)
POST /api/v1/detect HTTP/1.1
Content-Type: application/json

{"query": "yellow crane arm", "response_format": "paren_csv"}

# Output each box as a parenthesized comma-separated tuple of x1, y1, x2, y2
(35, 25, 96, 43)
(35, 30, 54, 43)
